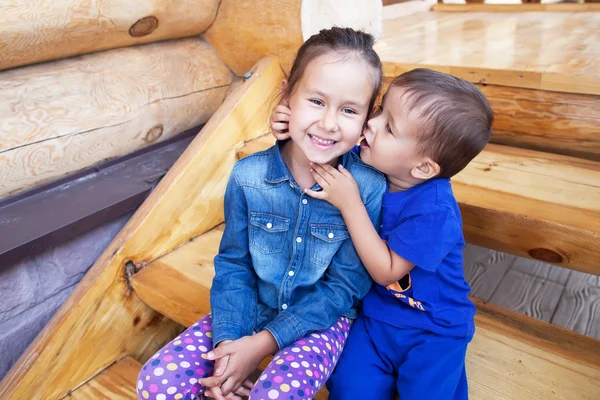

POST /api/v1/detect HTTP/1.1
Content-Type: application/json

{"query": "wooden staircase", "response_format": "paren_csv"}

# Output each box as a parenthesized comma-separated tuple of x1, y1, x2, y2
(2, 10, 600, 400)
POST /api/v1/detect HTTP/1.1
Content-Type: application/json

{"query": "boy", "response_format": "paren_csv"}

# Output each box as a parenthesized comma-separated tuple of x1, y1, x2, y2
(270, 68, 493, 399)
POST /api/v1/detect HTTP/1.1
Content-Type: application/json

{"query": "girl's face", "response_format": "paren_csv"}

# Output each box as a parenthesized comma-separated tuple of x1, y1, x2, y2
(285, 53, 374, 166)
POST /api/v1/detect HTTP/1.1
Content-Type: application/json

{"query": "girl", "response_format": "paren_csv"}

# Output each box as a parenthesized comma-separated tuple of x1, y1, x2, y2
(136, 27, 386, 400)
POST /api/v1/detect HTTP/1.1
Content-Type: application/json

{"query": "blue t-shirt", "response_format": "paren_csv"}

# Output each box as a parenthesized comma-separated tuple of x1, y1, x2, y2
(361, 178, 476, 338)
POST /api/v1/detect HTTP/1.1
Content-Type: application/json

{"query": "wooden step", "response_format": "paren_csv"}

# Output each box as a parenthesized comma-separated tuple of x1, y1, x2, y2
(375, 12, 600, 96)
(130, 226, 600, 399)
(237, 136, 600, 275)
(64, 357, 141, 400)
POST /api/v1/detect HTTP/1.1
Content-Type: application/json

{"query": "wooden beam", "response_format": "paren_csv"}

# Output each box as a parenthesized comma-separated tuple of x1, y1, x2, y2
(67, 357, 141, 400)
(0, 39, 230, 199)
(203, 0, 382, 76)
(432, 3, 600, 11)
(0, 56, 283, 400)
(383, 62, 600, 98)
(0, 0, 220, 71)
(131, 227, 600, 399)
(236, 136, 600, 274)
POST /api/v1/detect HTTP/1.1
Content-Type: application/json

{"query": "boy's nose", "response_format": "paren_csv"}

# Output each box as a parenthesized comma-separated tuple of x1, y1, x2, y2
(366, 117, 378, 134)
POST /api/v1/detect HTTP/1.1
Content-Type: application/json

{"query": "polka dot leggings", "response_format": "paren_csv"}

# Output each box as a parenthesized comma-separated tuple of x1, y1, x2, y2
(136, 314, 352, 400)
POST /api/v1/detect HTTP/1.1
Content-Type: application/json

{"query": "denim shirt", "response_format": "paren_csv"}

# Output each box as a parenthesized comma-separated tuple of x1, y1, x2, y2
(211, 142, 386, 349)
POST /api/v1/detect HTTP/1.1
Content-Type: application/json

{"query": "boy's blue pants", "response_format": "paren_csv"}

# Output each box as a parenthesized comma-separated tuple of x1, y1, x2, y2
(327, 312, 471, 400)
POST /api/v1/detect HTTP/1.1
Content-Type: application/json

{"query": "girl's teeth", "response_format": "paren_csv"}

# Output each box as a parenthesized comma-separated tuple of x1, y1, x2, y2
(311, 135, 335, 145)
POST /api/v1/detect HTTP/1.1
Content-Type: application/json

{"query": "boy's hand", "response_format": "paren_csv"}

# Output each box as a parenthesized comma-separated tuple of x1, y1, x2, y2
(271, 104, 291, 140)
(306, 163, 362, 213)
(200, 332, 277, 399)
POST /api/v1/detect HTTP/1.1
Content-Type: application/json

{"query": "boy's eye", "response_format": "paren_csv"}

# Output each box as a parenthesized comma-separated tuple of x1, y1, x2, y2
(342, 108, 357, 115)
(386, 124, 393, 134)
(309, 99, 324, 106)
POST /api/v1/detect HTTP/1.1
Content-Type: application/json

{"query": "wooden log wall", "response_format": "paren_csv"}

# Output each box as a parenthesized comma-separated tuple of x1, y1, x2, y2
(204, 0, 383, 75)
(0, 0, 221, 71)
(0, 39, 232, 199)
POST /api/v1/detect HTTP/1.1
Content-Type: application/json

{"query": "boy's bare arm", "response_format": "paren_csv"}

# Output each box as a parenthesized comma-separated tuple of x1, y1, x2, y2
(307, 164, 414, 286)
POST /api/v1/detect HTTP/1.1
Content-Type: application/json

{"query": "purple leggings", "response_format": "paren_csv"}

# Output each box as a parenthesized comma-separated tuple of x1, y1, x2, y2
(137, 314, 352, 400)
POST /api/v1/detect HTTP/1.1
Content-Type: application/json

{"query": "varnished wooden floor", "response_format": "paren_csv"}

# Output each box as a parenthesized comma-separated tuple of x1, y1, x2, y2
(464, 244, 600, 339)
(376, 11, 600, 95)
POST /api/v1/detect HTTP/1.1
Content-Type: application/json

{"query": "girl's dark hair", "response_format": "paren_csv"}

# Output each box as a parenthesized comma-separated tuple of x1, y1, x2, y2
(281, 27, 383, 117)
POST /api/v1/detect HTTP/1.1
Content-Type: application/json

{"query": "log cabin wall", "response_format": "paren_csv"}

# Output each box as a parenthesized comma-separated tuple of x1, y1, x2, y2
(0, 0, 382, 200)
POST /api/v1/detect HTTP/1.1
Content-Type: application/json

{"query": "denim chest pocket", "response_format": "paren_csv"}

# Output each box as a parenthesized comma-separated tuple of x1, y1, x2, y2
(310, 224, 349, 267)
(250, 213, 290, 254)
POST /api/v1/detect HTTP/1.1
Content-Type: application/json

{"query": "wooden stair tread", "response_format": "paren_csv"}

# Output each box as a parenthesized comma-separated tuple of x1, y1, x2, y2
(376, 12, 600, 95)
(131, 226, 600, 399)
(237, 136, 600, 274)
(65, 357, 141, 400)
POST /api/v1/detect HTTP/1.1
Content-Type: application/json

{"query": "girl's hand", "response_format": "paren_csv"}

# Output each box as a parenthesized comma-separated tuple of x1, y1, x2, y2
(305, 163, 362, 213)
(200, 332, 277, 399)
(271, 104, 291, 140)
(204, 379, 253, 400)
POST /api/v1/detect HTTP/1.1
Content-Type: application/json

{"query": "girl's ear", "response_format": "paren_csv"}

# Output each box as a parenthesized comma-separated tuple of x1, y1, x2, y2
(280, 79, 290, 106)
(411, 158, 441, 180)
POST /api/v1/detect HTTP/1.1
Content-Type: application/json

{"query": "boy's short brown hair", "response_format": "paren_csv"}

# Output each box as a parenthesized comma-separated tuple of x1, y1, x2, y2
(389, 68, 494, 178)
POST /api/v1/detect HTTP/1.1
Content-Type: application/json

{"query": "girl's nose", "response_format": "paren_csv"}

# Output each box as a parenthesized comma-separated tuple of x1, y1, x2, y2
(320, 109, 338, 132)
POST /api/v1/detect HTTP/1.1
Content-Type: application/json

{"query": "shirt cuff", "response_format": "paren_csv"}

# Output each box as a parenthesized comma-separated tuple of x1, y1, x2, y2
(211, 321, 249, 347)
(263, 314, 303, 350)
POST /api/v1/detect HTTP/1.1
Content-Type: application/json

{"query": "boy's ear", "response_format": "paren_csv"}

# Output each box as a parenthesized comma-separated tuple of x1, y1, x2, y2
(411, 158, 441, 180)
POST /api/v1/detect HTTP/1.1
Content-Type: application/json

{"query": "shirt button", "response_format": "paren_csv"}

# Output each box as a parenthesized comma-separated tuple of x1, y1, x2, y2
(328, 232, 334, 239)
(289, 182, 294, 188)
(288, 271, 295, 277)
(302, 199, 308, 205)
(266, 222, 273, 229)
(282, 304, 288, 310)
(296, 237, 302, 243)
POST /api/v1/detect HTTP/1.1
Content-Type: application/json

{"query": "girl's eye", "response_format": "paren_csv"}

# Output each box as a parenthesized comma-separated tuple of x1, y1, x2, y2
(386, 124, 393, 134)
(309, 99, 324, 106)
(342, 108, 357, 115)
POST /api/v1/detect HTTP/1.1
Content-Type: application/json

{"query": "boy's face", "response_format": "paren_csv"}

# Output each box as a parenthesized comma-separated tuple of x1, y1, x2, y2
(359, 86, 431, 191)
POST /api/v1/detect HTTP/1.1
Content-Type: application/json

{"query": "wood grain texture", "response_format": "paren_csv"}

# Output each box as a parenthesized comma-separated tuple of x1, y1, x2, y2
(132, 227, 600, 399)
(489, 270, 566, 322)
(463, 244, 516, 302)
(480, 85, 600, 161)
(377, 12, 600, 95)
(67, 357, 141, 400)
(238, 137, 600, 273)
(0, 0, 220, 71)
(551, 271, 600, 340)
(0, 57, 282, 400)
(0, 39, 231, 199)
(433, 3, 600, 12)
(470, 300, 600, 399)
(456, 145, 600, 273)
(131, 225, 223, 327)
(203, 0, 382, 76)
